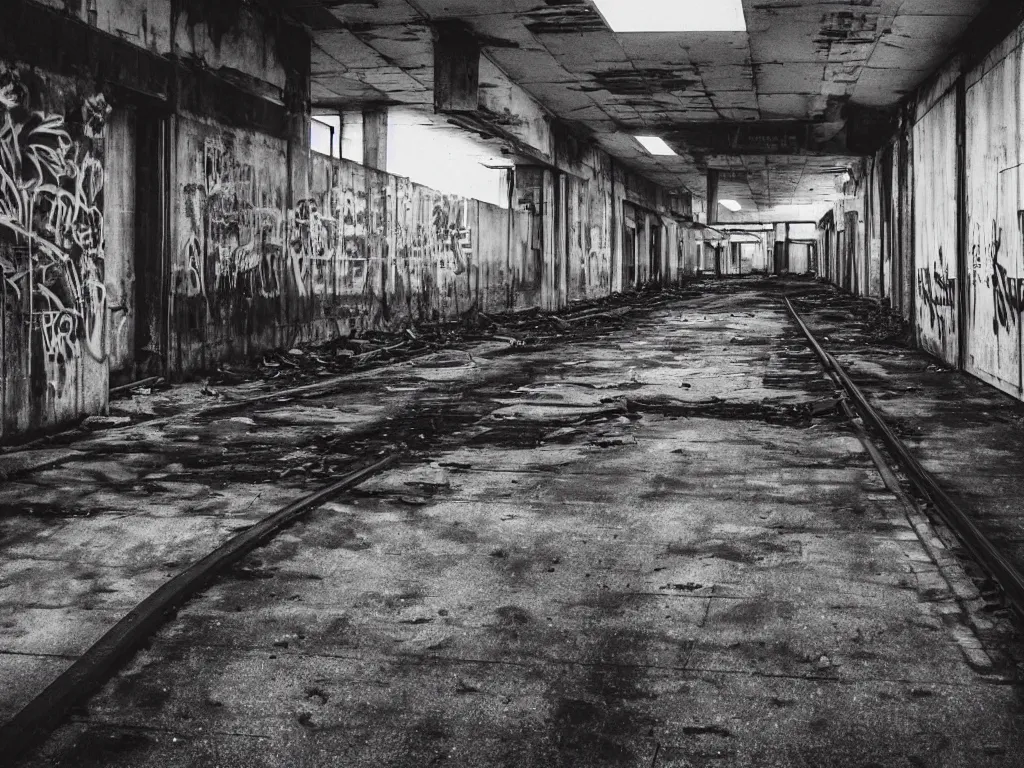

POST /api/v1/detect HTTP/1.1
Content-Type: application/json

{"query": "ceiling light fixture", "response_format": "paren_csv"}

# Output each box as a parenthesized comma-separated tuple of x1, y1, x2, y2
(592, 0, 746, 33)
(635, 136, 677, 156)
(719, 199, 742, 212)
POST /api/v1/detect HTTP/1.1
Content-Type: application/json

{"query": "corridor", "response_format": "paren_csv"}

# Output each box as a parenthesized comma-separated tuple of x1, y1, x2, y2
(4, 0, 1024, 765)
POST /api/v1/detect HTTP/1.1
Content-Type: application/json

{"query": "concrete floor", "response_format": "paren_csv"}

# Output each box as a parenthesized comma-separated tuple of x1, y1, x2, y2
(4, 281, 1023, 767)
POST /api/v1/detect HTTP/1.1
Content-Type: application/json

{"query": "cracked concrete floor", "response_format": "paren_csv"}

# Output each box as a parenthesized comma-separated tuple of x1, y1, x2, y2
(8, 284, 1024, 767)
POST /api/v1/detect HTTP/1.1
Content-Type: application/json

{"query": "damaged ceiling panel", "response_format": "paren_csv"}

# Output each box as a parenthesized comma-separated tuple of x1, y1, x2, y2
(292, 0, 991, 220)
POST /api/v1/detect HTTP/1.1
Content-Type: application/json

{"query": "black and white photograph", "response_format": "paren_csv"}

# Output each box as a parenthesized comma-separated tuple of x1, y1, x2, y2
(0, 0, 1022, 765)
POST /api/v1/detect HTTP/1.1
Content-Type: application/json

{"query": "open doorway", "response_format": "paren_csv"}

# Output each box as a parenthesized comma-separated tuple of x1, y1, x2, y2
(623, 205, 638, 289)
(104, 104, 167, 389)
(650, 222, 662, 283)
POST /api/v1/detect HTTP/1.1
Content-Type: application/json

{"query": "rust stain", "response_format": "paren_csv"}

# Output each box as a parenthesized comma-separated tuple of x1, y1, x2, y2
(522, 0, 607, 35)
(580, 69, 700, 97)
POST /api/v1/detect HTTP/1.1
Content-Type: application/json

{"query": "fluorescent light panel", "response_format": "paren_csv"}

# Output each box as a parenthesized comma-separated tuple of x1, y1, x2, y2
(592, 0, 746, 33)
(719, 199, 743, 212)
(635, 136, 676, 156)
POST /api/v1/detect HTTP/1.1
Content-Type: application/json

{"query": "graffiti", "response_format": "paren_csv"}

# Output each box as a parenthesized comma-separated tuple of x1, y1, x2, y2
(967, 217, 1024, 335)
(0, 63, 108, 395)
(431, 196, 472, 275)
(177, 136, 286, 313)
(290, 196, 336, 297)
(990, 248, 1024, 335)
(81, 94, 112, 141)
(917, 246, 956, 337)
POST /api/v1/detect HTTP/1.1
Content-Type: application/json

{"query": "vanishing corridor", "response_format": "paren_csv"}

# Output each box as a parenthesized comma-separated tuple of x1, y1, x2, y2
(5, 283, 1021, 767)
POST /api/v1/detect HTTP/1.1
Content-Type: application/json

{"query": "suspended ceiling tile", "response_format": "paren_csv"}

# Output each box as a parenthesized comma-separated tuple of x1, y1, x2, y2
(535, 30, 631, 74)
(322, 0, 420, 26)
(758, 93, 816, 119)
(301, 0, 993, 209)
(486, 48, 579, 85)
(755, 63, 825, 94)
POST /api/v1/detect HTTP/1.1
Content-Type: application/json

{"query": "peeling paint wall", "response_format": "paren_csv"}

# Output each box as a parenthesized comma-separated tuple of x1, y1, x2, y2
(677, 226, 700, 277)
(171, 139, 549, 375)
(813, 18, 1024, 401)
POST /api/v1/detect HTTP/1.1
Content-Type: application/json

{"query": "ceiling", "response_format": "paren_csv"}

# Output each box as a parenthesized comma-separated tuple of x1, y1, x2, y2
(289, 0, 989, 221)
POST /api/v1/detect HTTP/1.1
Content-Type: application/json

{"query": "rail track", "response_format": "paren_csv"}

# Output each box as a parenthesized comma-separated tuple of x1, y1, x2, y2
(0, 455, 399, 762)
(784, 296, 1024, 622)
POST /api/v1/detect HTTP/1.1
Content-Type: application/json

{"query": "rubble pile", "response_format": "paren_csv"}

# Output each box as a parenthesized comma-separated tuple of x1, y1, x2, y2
(207, 283, 704, 389)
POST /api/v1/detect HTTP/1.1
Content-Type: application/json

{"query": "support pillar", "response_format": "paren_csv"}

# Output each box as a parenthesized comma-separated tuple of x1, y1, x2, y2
(784, 222, 791, 275)
(707, 169, 720, 225)
(434, 22, 480, 114)
(362, 109, 388, 172)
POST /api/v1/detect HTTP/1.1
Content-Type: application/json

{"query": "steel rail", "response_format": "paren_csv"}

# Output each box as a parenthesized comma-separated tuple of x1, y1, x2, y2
(784, 296, 1024, 619)
(0, 454, 399, 763)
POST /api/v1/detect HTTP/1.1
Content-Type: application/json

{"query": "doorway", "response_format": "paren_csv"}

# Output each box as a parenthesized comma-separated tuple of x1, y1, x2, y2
(623, 205, 637, 289)
(103, 105, 167, 388)
(650, 222, 662, 283)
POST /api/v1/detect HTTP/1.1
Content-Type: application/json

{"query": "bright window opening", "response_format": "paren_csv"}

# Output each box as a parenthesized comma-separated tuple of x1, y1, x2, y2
(341, 110, 364, 163)
(311, 115, 340, 159)
(593, 0, 746, 33)
(720, 199, 743, 212)
(635, 136, 676, 156)
(388, 108, 510, 208)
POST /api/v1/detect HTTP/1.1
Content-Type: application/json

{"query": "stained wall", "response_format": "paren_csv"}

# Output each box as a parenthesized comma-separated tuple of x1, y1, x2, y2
(815, 18, 1024, 401)
(913, 87, 959, 364)
(0, 0, 307, 439)
(964, 30, 1024, 397)
(0, 62, 110, 438)
(0, 0, 699, 441)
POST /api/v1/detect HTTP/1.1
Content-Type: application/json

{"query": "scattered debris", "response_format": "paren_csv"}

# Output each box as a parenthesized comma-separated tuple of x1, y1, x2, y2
(109, 377, 166, 399)
(660, 583, 704, 592)
(197, 285, 693, 391)
(810, 398, 844, 417)
(81, 415, 133, 429)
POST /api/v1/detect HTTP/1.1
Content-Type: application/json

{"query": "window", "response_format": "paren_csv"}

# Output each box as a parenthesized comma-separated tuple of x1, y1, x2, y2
(592, 0, 746, 33)
(635, 136, 676, 156)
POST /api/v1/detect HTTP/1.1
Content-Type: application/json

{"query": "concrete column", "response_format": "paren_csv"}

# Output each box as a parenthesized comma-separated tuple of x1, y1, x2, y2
(557, 173, 568, 309)
(287, 112, 310, 208)
(784, 222, 791, 274)
(542, 170, 556, 311)
(362, 108, 388, 171)
(707, 169, 720, 225)
(434, 23, 480, 113)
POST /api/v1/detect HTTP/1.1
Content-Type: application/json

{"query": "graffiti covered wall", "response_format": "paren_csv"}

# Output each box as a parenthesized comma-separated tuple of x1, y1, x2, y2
(0, 62, 111, 438)
(171, 118, 294, 373)
(171, 145, 542, 376)
(913, 88, 959, 365)
(567, 155, 614, 303)
(964, 33, 1024, 396)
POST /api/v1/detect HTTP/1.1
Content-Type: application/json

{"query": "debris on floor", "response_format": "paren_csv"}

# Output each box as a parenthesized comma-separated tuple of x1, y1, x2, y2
(202, 285, 703, 390)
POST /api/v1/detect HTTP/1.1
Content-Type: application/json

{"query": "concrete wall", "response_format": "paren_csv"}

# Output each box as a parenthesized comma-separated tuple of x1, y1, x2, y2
(0, 61, 109, 438)
(964, 31, 1024, 397)
(815, 18, 1024, 402)
(0, 0, 696, 441)
(818, 130, 912, 317)
(913, 86, 959, 365)
(0, 0, 309, 439)
(677, 226, 701, 277)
